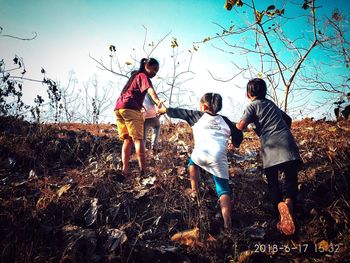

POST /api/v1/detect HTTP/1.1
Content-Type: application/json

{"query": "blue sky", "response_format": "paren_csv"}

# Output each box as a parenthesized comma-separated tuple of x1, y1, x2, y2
(1, 0, 349, 121)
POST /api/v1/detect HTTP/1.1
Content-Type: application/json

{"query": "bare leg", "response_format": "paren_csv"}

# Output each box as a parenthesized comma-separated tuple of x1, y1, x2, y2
(122, 138, 133, 176)
(189, 164, 200, 194)
(220, 194, 232, 229)
(134, 139, 146, 173)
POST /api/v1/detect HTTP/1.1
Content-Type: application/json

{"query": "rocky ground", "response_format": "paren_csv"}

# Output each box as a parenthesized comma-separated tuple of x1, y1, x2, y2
(0, 116, 349, 263)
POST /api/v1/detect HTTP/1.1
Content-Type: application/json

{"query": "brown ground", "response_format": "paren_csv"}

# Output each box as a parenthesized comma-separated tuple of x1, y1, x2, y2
(0, 116, 349, 263)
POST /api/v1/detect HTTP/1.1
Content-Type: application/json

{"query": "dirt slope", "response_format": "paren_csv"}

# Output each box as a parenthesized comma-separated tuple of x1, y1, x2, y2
(0, 116, 349, 262)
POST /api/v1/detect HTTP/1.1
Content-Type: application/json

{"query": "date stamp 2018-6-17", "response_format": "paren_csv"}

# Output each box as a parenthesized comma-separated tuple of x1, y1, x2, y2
(252, 242, 341, 254)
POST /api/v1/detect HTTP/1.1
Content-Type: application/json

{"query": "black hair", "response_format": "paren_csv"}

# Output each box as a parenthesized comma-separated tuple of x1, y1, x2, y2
(247, 78, 267, 99)
(139, 57, 159, 72)
(200, 93, 223, 114)
(121, 58, 159, 94)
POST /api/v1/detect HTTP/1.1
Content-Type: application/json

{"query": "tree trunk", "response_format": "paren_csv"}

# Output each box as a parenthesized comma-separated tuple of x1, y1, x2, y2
(282, 84, 290, 112)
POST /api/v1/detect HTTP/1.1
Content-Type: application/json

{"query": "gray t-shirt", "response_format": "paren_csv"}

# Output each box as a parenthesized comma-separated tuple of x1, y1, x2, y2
(241, 98, 300, 168)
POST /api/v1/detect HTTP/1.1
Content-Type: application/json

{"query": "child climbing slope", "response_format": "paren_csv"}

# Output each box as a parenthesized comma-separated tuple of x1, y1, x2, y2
(159, 93, 243, 229)
(236, 78, 301, 236)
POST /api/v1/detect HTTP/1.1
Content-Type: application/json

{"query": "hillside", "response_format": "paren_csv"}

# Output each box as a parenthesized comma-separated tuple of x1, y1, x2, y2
(0, 116, 349, 263)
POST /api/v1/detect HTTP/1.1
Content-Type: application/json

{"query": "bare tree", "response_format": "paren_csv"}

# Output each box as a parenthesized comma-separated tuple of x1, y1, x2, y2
(297, 9, 350, 99)
(58, 71, 80, 122)
(197, 0, 349, 113)
(89, 26, 197, 108)
(157, 38, 197, 107)
(69, 76, 116, 124)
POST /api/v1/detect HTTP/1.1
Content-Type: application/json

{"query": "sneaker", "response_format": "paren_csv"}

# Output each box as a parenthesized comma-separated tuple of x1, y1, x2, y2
(277, 202, 295, 236)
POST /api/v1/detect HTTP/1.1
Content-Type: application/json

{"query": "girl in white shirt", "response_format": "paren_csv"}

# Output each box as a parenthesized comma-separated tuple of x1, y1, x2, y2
(159, 93, 243, 229)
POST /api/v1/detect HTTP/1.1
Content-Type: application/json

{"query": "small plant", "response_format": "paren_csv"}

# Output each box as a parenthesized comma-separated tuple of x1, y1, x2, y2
(42, 68, 62, 122)
(1, 28, 59, 122)
(0, 56, 29, 117)
(31, 95, 44, 123)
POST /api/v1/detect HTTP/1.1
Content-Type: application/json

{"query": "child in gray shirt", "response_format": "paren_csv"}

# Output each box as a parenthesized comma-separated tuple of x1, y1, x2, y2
(236, 78, 301, 236)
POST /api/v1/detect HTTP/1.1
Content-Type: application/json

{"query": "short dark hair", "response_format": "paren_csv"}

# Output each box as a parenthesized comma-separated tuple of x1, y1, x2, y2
(200, 93, 223, 114)
(247, 78, 267, 99)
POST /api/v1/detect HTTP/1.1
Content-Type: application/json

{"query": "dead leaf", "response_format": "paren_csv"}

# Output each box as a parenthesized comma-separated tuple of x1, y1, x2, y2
(318, 240, 329, 251)
(255, 10, 264, 23)
(266, 5, 275, 11)
(237, 250, 255, 263)
(141, 176, 156, 186)
(84, 198, 99, 226)
(310, 208, 318, 217)
(105, 228, 127, 251)
(171, 227, 201, 247)
(57, 184, 71, 197)
(171, 227, 216, 248)
(203, 37, 211, 43)
(134, 189, 149, 199)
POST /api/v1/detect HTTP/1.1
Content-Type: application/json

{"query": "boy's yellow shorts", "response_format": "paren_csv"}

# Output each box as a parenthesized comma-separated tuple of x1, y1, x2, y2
(115, 109, 144, 141)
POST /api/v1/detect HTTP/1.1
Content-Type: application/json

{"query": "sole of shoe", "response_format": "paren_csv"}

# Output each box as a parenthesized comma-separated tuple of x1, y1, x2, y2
(277, 202, 295, 236)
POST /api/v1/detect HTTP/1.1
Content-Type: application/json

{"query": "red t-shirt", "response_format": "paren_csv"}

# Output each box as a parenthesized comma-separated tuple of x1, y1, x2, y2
(115, 72, 152, 111)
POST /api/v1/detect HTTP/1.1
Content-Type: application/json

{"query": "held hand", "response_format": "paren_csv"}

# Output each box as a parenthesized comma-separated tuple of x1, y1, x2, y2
(227, 143, 235, 152)
(157, 102, 167, 115)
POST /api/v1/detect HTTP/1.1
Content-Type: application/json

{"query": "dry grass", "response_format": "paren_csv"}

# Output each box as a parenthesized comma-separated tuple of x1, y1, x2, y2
(0, 116, 349, 262)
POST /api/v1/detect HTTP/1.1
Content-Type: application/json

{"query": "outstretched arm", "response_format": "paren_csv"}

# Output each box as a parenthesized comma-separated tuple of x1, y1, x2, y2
(147, 87, 161, 106)
(236, 119, 249, 131)
(222, 116, 243, 147)
(165, 108, 204, 126)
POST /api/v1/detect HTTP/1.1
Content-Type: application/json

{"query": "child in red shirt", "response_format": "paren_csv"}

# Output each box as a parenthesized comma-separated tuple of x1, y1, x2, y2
(115, 58, 162, 177)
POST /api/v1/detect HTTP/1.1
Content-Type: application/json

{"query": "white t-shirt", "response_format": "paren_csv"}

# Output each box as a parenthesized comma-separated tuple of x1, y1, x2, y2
(191, 113, 231, 179)
(166, 108, 243, 180)
(142, 94, 157, 119)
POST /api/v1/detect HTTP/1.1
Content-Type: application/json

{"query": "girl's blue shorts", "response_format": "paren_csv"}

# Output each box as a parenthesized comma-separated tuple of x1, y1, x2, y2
(188, 158, 231, 197)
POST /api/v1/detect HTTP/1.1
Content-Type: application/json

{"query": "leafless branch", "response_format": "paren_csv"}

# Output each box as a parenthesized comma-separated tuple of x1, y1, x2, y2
(0, 27, 37, 41)
(142, 25, 171, 57)
(89, 54, 129, 79)
(207, 68, 246, 82)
